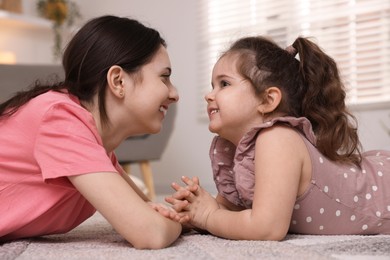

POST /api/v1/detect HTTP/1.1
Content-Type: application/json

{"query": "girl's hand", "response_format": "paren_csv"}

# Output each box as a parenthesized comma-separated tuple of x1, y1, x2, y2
(165, 176, 199, 213)
(168, 176, 220, 231)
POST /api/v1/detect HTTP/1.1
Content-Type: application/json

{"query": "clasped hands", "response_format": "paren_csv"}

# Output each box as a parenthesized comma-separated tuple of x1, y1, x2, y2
(152, 176, 220, 231)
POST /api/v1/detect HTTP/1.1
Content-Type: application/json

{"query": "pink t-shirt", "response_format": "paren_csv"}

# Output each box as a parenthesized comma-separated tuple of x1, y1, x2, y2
(0, 91, 123, 241)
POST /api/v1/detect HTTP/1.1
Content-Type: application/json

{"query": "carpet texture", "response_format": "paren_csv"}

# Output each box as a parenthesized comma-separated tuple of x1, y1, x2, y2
(1, 212, 390, 260)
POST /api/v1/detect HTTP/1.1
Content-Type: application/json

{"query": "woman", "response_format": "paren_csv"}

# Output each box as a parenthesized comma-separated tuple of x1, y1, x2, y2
(0, 15, 181, 249)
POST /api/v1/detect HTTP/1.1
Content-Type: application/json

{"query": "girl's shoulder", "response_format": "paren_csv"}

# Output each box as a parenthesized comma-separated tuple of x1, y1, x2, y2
(240, 116, 316, 148)
(254, 120, 309, 158)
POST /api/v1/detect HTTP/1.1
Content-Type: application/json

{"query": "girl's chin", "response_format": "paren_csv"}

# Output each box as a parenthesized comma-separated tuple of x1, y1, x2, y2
(208, 124, 220, 134)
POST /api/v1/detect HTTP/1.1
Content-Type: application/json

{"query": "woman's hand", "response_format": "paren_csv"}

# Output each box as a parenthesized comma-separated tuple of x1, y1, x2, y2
(148, 201, 178, 220)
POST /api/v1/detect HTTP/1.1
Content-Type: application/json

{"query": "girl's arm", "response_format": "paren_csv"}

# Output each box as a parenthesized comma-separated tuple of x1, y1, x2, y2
(181, 125, 310, 240)
(216, 194, 244, 211)
(68, 172, 182, 249)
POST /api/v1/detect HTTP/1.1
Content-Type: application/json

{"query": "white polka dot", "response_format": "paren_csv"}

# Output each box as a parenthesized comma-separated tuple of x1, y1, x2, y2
(294, 204, 300, 210)
(217, 162, 224, 166)
(336, 210, 341, 217)
(376, 152, 381, 156)
(366, 193, 372, 200)
(354, 196, 359, 202)
(224, 147, 230, 152)
(376, 211, 381, 217)
(336, 199, 340, 203)
(319, 208, 325, 214)
(306, 216, 312, 223)
(387, 205, 390, 211)
(378, 223, 382, 227)
(319, 225, 324, 230)
(319, 157, 324, 163)
(362, 224, 368, 230)
(362, 169, 366, 174)
(216, 176, 220, 181)
(379, 162, 384, 166)
(378, 171, 383, 177)
(229, 170, 234, 175)
(213, 149, 217, 154)
(350, 215, 356, 221)
(372, 185, 378, 191)
(343, 173, 348, 178)
(350, 168, 356, 172)
(324, 186, 329, 193)
(292, 220, 297, 225)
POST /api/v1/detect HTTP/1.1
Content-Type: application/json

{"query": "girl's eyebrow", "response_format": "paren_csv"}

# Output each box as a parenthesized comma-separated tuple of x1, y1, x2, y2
(215, 74, 234, 80)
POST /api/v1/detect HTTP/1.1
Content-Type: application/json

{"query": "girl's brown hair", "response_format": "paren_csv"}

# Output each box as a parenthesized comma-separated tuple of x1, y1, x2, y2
(223, 36, 362, 166)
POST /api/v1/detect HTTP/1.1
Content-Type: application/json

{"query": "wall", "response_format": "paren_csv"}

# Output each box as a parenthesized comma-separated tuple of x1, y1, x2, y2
(353, 106, 390, 151)
(4, 1, 390, 195)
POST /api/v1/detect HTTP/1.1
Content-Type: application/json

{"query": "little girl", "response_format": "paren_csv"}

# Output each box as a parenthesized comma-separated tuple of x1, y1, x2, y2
(166, 36, 390, 240)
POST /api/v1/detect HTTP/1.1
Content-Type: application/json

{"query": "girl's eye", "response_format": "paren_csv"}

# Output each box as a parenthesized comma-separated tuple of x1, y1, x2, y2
(220, 80, 230, 88)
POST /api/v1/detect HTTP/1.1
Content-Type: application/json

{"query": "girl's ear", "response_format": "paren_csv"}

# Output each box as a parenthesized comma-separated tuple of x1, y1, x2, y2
(107, 65, 125, 98)
(257, 87, 282, 114)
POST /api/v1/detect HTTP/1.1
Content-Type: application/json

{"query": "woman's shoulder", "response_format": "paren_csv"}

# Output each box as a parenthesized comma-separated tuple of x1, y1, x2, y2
(26, 91, 86, 118)
(30, 90, 80, 108)
(19, 91, 93, 132)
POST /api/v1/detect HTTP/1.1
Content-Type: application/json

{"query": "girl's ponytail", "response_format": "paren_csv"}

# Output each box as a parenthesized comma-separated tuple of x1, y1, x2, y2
(292, 37, 362, 166)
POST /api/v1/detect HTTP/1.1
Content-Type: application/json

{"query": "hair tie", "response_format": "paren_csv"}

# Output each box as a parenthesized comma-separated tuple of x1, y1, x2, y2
(285, 45, 298, 57)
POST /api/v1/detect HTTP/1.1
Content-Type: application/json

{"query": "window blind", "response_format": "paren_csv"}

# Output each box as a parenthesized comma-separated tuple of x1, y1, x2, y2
(197, 0, 390, 120)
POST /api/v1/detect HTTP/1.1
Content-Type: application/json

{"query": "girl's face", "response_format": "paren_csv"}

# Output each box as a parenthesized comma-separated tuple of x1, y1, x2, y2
(122, 45, 179, 135)
(205, 54, 263, 145)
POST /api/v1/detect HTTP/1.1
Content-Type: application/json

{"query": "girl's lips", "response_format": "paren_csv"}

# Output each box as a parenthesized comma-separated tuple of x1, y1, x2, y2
(208, 108, 219, 116)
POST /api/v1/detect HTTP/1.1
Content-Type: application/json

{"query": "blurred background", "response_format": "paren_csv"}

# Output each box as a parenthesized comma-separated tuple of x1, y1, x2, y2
(1, 0, 389, 195)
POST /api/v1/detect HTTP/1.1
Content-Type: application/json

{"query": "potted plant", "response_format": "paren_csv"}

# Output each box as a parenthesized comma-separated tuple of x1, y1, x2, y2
(37, 0, 81, 60)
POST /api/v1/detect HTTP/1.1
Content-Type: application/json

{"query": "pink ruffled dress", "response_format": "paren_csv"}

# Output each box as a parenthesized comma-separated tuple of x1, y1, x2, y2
(210, 117, 390, 235)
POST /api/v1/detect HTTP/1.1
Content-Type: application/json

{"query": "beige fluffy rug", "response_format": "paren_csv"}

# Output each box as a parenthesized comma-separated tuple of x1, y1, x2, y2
(1, 212, 390, 260)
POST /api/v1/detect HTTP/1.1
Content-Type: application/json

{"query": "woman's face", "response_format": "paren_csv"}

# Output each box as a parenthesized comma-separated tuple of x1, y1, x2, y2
(121, 45, 179, 135)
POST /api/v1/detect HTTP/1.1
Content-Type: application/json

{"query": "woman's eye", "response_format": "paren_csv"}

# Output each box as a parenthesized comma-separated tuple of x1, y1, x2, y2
(161, 75, 170, 83)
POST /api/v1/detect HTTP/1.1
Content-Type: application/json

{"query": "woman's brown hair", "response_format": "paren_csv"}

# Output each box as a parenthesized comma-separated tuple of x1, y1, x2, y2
(0, 15, 166, 128)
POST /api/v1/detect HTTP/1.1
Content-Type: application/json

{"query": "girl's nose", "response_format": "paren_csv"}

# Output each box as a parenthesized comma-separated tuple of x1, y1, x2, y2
(204, 90, 214, 103)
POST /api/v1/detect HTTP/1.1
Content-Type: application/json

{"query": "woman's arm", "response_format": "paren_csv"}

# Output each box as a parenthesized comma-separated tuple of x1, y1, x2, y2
(68, 172, 182, 249)
(120, 170, 150, 202)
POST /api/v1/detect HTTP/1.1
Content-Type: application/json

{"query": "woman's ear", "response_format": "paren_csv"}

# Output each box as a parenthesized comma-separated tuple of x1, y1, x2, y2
(257, 87, 282, 114)
(107, 65, 125, 98)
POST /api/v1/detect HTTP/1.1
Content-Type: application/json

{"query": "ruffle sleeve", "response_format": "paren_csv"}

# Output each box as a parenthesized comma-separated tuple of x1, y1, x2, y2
(209, 136, 242, 206)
